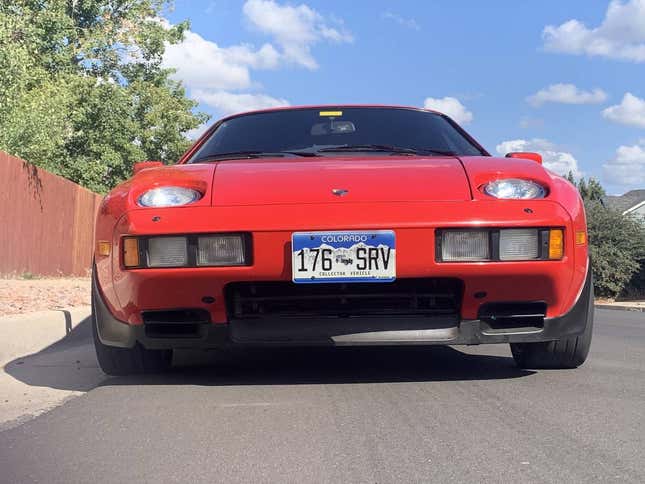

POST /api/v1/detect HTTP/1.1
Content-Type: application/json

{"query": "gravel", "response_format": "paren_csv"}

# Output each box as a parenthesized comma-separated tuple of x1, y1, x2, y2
(0, 278, 90, 316)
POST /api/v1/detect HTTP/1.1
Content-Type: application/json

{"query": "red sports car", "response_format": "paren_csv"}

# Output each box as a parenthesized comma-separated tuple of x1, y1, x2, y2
(92, 105, 593, 375)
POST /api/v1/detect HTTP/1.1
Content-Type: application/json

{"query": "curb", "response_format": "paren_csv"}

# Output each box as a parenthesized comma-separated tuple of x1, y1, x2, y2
(0, 307, 91, 366)
(594, 304, 645, 312)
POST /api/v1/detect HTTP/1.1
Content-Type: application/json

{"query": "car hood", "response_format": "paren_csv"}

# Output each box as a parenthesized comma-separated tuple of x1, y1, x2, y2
(210, 156, 472, 206)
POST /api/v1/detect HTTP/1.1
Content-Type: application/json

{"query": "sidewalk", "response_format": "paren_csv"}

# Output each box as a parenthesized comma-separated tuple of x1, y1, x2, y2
(594, 300, 645, 312)
(0, 308, 98, 430)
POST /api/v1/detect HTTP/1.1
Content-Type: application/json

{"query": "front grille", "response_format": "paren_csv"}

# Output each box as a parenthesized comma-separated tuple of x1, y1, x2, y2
(226, 278, 462, 320)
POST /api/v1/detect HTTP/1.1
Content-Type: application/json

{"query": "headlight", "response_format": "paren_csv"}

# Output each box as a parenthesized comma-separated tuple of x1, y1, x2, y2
(197, 235, 246, 266)
(437, 228, 563, 262)
(441, 230, 490, 261)
(483, 179, 546, 199)
(147, 237, 188, 267)
(138, 186, 202, 207)
(499, 229, 539, 260)
(121, 234, 250, 269)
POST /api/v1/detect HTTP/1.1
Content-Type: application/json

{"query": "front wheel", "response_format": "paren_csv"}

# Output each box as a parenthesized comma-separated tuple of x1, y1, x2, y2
(510, 279, 594, 369)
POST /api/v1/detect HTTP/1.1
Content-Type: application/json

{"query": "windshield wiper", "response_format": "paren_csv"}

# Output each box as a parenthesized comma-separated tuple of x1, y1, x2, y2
(316, 144, 457, 156)
(192, 150, 319, 163)
(417, 148, 458, 156)
(317, 144, 415, 154)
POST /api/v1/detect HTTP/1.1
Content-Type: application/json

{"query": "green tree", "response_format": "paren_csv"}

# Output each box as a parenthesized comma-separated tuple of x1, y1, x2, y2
(0, 0, 208, 193)
(565, 171, 605, 202)
(568, 174, 645, 298)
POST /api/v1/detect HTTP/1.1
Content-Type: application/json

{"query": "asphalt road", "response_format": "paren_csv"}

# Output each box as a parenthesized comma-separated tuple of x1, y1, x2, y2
(1, 309, 644, 483)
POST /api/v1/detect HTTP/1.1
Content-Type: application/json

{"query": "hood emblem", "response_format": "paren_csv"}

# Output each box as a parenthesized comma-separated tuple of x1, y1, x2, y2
(332, 188, 349, 196)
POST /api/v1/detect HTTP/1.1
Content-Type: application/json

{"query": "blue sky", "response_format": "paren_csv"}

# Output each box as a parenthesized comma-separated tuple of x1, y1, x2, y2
(161, 0, 645, 194)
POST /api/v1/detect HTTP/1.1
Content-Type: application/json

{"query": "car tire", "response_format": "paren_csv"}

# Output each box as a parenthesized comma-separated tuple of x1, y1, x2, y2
(91, 282, 172, 376)
(510, 282, 594, 370)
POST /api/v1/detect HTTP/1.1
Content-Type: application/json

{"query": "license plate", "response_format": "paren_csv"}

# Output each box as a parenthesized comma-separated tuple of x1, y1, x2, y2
(292, 231, 396, 283)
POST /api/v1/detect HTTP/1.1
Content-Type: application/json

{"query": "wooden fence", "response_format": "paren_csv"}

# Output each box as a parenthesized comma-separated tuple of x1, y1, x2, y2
(0, 151, 102, 276)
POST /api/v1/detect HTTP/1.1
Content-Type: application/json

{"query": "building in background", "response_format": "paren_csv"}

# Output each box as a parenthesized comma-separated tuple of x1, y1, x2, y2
(605, 190, 645, 221)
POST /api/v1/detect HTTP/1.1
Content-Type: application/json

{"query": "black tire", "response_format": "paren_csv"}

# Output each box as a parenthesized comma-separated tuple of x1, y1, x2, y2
(91, 286, 172, 376)
(510, 282, 594, 369)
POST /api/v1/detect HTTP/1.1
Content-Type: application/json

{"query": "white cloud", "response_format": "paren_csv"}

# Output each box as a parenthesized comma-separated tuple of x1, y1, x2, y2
(423, 97, 473, 124)
(163, 2, 351, 117)
(381, 12, 420, 30)
(602, 92, 645, 127)
(163, 29, 279, 91)
(603, 139, 645, 185)
(527, 83, 607, 107)
(542, 0, 645, 62)
(192, 90, 290, 115)
(242, 0, 353, 70)
(224, 43, 281, 70)
(495, 139, 582, 177)
(160, 17, 291, 117)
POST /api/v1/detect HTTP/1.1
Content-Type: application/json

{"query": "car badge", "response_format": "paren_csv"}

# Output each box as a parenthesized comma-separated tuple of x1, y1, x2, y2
(332, 188, 349, 196)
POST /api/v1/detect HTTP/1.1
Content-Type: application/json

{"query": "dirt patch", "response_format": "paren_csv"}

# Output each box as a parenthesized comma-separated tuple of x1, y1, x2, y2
(0, 278, 90, 316)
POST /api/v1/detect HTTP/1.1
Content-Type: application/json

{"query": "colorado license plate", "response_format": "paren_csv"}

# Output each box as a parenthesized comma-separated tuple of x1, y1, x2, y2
(292, 231, 396, 283)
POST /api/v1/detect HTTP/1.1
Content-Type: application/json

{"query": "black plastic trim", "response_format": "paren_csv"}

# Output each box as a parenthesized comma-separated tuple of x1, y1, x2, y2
(92, 270, 137, 348)
(92, 266, 593, 349)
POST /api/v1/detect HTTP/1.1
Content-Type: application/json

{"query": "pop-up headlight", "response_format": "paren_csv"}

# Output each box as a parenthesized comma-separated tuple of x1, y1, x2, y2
(483, 179, 546, 199)
(138, 187, 202, 207)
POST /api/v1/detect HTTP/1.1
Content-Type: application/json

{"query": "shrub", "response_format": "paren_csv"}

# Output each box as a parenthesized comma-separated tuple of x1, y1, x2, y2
(585, 201, 645, 298)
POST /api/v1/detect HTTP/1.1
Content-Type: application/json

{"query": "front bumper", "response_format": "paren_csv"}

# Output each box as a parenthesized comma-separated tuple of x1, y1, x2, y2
(93, 263, 593, 350)
(95, 200, 588, 327)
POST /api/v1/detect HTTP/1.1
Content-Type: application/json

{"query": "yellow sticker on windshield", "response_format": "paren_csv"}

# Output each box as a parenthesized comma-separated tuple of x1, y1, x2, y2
(319, 111, 343, 116)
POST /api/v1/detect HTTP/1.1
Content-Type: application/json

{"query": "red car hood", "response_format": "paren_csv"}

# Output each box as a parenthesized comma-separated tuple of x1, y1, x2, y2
(211, 156, 471, 206)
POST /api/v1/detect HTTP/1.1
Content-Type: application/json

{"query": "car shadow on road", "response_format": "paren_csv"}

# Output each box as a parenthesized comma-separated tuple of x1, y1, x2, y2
(4, 316, 535, 393)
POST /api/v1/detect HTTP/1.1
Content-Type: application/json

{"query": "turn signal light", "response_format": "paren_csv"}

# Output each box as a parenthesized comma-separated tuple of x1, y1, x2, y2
(576, 231, 587, 245)
(123, 237, 140, 267)
(548, 229, 564, 260)
(97, 240, 111, 256)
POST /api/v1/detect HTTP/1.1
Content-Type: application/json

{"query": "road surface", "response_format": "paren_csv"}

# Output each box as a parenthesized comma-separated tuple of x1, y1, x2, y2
(1, 309, 644, 483)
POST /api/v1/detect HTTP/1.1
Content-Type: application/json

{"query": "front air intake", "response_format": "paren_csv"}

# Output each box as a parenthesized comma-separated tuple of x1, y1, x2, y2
(141, 309, 210, 339)
(478, 302, 546, 333)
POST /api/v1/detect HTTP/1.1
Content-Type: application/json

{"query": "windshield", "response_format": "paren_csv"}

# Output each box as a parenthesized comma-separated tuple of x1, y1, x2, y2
(187, 107, 486, 162)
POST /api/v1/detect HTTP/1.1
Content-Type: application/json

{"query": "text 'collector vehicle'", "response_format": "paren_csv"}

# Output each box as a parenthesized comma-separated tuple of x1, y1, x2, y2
(92, 106, 593, 375)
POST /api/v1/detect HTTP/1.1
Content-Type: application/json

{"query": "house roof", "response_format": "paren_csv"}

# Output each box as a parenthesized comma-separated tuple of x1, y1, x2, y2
(604, 189, 645, 213)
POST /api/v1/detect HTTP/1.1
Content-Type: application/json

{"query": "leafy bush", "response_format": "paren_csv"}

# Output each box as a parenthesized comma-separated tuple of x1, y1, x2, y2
(565, 173, 645, 299)
(622, 262, 645, 299)
(585, 201, 645, 298)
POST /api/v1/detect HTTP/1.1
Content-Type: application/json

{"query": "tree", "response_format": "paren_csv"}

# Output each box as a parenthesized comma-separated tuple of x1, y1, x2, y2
(565, 171, 605, 202)
(0, 0, 208, 193)
(567, 174, 645, 298)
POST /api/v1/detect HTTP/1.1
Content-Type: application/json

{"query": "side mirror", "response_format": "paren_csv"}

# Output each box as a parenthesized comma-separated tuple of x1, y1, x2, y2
(133, 160, 163, 175)
(505, 152, 542, 164)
